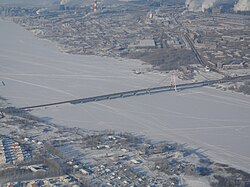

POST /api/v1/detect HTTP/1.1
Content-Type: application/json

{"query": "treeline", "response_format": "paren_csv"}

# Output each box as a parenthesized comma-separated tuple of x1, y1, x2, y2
(0, 157, 64, 185)
(228, 81, 250, 95)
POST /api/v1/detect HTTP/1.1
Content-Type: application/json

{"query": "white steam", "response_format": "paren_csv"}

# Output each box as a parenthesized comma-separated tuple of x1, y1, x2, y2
(202, 0, 218, 11)
(186, 0, 203, 11)
(234, 0, 250, 11)
(60, 0, 71, 5)
(185, 0, 218, 11)
(186, 0, 250, 12)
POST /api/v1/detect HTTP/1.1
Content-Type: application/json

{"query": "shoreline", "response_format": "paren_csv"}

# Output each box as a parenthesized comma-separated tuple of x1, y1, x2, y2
(1, 17, 250, 174)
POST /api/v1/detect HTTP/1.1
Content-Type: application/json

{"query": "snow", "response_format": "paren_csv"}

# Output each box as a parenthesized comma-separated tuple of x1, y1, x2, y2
(185, 177, 211, 187)
(0, 19, 250, 173)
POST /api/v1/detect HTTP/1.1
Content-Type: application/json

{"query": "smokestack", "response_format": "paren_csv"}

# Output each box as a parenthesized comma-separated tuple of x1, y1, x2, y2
(93, 0, 97, 12)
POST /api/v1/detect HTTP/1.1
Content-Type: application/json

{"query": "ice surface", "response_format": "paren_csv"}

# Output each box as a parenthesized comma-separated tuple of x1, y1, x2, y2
(0, 19, 250, 173)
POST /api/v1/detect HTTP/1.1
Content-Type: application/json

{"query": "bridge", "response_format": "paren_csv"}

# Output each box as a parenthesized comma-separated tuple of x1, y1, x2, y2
(18, 75, 250, 110)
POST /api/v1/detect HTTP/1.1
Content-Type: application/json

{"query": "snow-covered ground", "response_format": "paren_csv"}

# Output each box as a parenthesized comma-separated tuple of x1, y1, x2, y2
(0, 19, 250, 173)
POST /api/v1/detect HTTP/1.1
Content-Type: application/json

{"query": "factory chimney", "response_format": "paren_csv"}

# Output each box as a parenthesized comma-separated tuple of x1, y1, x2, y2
(93, 0, 97, 12)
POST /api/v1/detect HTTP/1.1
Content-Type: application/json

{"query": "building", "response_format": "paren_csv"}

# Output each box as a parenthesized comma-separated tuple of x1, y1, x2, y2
(136, 39, 156, 48)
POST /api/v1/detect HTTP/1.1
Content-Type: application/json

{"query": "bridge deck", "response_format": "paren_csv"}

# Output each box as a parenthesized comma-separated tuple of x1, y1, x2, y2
(18, 75, 250, 110)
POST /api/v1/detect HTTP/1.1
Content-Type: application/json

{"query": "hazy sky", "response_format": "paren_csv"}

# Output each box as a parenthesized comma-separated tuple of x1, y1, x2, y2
(0, 0, 59, 7)
(0, 0, 93, 7)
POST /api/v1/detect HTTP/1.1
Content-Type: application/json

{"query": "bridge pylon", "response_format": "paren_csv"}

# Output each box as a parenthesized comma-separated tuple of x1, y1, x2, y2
(170, 72, 177, 92)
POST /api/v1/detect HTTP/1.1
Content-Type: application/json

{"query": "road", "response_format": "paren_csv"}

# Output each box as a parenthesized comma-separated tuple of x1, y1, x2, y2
(184, 33, 206, 67)
(15, 75, 250, 110)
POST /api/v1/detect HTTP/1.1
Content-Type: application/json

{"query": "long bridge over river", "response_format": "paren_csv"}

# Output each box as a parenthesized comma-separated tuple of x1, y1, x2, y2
(18, 75, 250, 110)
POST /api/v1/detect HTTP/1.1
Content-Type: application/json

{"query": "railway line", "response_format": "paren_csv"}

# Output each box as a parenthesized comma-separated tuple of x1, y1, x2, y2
(18, 75, 250, 110)
(184, 33, 206, 67)
(184, 33, 229, 77)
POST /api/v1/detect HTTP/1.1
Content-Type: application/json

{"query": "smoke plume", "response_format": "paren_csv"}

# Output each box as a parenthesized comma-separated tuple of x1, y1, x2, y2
(60, 0, 71, 5)
(186, 0, 203, 11)
(186, 0, 249, 12)
(202, 0, 218, 11)
(234, 0, 250, 11)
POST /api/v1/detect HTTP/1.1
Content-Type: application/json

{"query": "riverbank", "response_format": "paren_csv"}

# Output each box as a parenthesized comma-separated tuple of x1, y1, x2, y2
(0, 18, 250, 173)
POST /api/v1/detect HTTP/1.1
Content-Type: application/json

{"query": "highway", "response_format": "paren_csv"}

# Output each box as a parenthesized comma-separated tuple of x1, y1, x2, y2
(17, 75, 250, 110)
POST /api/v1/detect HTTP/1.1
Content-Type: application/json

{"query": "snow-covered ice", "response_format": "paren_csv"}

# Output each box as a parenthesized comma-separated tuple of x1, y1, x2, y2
(0, 19, 250, 173)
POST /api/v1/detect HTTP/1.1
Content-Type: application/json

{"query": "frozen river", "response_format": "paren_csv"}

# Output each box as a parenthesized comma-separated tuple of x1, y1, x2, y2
(0, 19, 250, 172)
